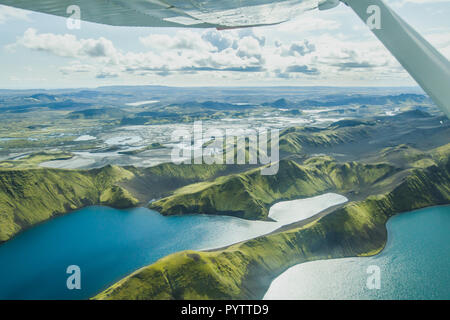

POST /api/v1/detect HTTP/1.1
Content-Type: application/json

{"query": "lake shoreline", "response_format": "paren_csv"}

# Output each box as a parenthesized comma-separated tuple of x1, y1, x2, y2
(93, 161, 450, 300)
(263, 205, 450, 300)
(0, 194, 347, 300)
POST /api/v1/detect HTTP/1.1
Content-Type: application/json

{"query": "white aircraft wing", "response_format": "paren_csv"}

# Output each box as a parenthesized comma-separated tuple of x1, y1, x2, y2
(344, 0, 450, 118)
(0, 0, 209, 27)
(0, 0, 449, 117)
(0, 0, 320, 28)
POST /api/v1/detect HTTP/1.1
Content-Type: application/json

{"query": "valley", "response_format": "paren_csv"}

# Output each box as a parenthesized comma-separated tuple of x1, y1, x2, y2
(0, 86, 448, 300)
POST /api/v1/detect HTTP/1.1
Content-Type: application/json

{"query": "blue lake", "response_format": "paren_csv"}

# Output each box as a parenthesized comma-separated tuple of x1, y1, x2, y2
(0, 207, 276, 299)
(264, 206, 450, 300)
(0, 194, 346, 300)
(1, 198, 447, 300)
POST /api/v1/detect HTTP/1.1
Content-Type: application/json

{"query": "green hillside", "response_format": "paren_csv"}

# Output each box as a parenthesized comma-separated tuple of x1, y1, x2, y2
(0, 160, 234, 243)
(149, 158, 397, 220)
(94, 157, 450, 300)
(0, 165, 136, 242)
(278, 122, 374, 153)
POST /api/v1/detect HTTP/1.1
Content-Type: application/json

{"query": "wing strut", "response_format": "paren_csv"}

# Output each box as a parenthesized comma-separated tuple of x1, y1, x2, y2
(343, 0, 450, 118)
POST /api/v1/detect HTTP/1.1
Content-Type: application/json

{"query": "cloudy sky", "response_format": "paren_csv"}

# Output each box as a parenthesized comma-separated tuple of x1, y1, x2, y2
(0, 0, 449, 89)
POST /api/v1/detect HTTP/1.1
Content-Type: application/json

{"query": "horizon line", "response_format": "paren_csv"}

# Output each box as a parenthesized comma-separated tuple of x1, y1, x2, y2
(0, 84, 423, 92)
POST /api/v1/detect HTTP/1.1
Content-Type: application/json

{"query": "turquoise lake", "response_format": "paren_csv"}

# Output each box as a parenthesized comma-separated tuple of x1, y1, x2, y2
(0, 193, 345, 300)
(0, 203, 448, 300)
(0, 206, 281, 300)
(264, 206, 450, 300)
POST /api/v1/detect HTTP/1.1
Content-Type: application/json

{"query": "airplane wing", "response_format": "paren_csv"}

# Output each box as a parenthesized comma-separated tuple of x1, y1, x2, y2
(344, 0, 450, 118)
(0, 0, 320, 28)
(0, 0, 211, 28)
(0, 0, 449, 117)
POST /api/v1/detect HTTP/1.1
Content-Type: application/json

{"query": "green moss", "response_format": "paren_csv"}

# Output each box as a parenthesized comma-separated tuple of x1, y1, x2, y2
(100, 186, 139, 209)
(0, 165, 136, 242)
(145, 162, 228, 180)
(149, 158, 397, 220)
(0, 159, 246, 243)
(94, 158, 450, 300)
(278, 124, 373, 153)
(432, 143, 450, 163)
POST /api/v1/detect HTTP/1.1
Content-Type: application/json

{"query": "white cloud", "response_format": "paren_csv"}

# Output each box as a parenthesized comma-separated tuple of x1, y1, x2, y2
(9, 28, 270, 78)
(11, 28, 118, 59)
(6, 12, 449, 85)
(0, 0, 448, 87)
(59, 62, 95, 75)
(7, 27, 396, 81)
(139, 30, 216, 52)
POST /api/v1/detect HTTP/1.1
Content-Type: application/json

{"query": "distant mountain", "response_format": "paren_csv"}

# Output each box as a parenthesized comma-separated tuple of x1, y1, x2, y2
(262, 98, 296, 108)
(62, 90, 132, 99)
(68, 108, 128, 119)
(174, 101, 256, 110)
(298, 94, 430, 107)
(391, 109, 432, 119)
(329, 119, 376, 129)
(1, 100, 92, 113)
(260, 94, 428, 109)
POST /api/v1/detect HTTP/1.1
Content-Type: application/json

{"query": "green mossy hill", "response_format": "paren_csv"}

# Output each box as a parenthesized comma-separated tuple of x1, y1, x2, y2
(121, 162, 236, 203)
(373, 143, 450, 169)
(279, 123, 374, 153)
(0, 161, 244, 243)
(0, 165, 136, 242)
(149, 157, 397, 220)
(144, 162, 228, 180)
(431, 143, 450, 163)
(100, 186, 139, 209)
(94, 159, 450, 300)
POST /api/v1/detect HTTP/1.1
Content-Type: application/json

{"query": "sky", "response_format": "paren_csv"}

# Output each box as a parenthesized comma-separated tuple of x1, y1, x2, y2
(0, 0, 449, 89)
